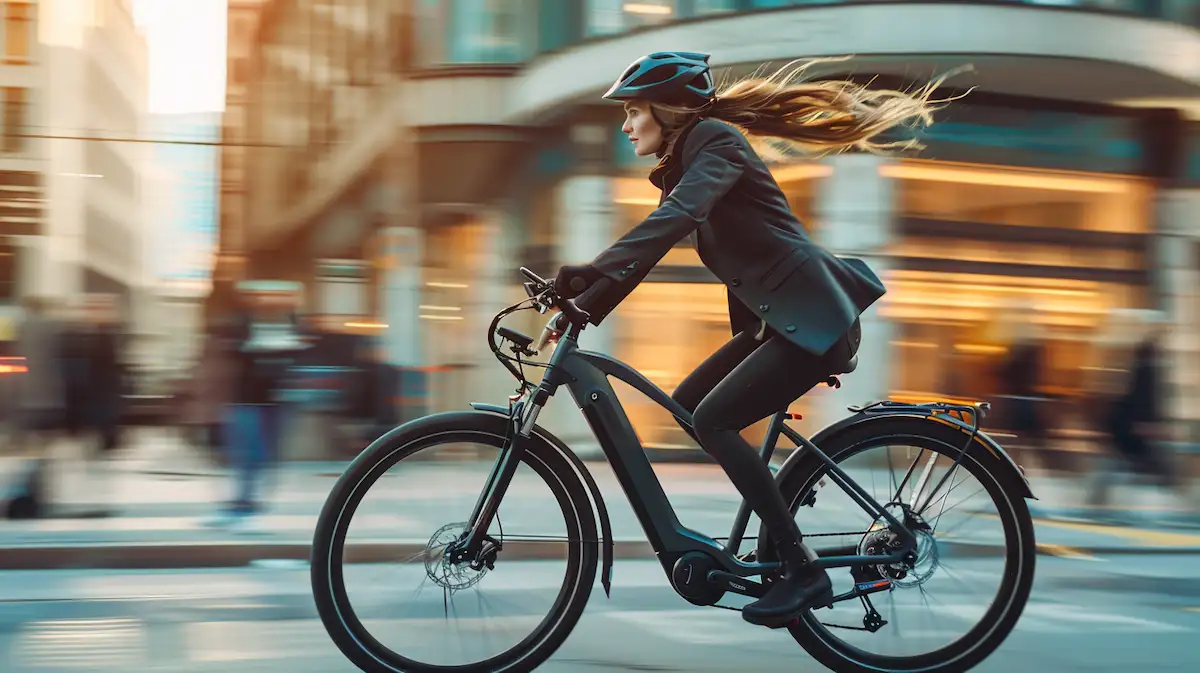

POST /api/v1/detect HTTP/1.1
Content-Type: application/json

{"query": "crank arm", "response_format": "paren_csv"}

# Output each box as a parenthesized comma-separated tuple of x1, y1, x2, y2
(706, 570, 767, 598)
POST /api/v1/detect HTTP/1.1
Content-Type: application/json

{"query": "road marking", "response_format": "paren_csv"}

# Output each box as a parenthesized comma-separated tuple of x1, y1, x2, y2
(1035, 543, 1100, 562)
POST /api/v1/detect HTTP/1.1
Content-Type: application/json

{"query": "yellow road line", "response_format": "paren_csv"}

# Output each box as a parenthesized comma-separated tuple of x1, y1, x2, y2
(1035, 543, 1099, 561)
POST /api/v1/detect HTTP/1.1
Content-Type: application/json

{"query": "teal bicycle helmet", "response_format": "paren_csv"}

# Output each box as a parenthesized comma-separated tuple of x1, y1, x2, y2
(603, 51, 716, 108)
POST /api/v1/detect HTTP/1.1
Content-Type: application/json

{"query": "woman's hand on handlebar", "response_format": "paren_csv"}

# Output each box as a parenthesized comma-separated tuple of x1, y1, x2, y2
(553, 264, 603, 299)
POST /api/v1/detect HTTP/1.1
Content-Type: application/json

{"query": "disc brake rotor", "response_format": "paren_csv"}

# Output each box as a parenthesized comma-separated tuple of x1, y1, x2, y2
(424, 522, 489, 591)
(858, 507, 940, 589)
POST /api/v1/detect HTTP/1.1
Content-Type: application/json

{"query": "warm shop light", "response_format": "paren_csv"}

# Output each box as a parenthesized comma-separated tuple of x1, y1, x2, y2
(881, 162, 1134, 194)
(624, 3, 672, 15)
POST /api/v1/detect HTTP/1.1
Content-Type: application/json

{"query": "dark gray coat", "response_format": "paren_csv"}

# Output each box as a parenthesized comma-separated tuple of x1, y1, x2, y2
(581, 117, 886, 357)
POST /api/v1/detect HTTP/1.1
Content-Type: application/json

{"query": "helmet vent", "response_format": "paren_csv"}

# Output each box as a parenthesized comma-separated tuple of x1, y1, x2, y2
(631, 65, 677, 88)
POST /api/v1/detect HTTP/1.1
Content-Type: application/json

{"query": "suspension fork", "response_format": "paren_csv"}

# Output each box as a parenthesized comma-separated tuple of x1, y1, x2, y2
(453, 387, 548, 560)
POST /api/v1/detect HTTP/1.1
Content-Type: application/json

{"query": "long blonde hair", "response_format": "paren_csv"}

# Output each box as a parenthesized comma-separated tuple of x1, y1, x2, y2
(652, 57, 969, 159)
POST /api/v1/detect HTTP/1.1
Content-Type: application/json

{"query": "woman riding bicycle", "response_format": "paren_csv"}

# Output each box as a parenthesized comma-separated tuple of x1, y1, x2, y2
(554, 52, 948, 629)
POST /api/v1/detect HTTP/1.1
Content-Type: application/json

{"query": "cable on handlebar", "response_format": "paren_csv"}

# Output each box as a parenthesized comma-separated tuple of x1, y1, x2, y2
(488, 268, 599, 394)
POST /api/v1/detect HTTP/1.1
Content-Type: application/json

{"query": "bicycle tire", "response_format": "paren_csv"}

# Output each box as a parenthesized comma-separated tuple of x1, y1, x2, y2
(762, 416, 1036, 673)
(311, 411, 599, 673)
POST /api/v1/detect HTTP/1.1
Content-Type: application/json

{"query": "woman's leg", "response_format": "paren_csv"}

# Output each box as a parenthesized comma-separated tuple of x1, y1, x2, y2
(692, 332, 853, 626)
(671, 328, 765, 444)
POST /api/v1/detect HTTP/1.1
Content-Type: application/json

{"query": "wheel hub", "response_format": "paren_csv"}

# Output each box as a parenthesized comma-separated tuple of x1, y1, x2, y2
(425, 522, 496, 591)
(856, 505, 939, 588)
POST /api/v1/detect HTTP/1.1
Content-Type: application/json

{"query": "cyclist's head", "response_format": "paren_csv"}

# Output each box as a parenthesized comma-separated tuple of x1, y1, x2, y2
(606, 53, 964, 159)
(605, 51, 714, 157)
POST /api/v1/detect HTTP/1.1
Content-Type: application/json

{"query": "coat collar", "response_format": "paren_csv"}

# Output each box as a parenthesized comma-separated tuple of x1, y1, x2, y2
(648, 116, 703, 190)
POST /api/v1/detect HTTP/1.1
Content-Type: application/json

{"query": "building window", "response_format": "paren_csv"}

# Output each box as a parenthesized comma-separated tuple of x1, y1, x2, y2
(231, 16, 251, 46)
(2, 87, 27, 153)
(447, 0, 525, 63)
(0, 236, 16, 303)
(231, 58, 248, 86)
(587, 0, 676, 37)
(693, 0, 736, 15)
(4, 1, 34, 65)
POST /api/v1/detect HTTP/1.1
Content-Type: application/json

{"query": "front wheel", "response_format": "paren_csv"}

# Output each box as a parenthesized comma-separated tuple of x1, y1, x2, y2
(764, 416, 1037, 673)
(311, 411, 599, 673)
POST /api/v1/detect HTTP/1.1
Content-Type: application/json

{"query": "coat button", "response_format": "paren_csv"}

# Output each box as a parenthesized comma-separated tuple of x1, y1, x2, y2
(786, 325, 796, 333)
(731, 277, 741, 287)
(759, 304, 769, 312)
(619, 270, 629, 277)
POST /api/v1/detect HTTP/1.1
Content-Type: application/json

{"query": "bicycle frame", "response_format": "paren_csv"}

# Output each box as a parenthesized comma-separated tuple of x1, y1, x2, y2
(461, 320, 919, 597)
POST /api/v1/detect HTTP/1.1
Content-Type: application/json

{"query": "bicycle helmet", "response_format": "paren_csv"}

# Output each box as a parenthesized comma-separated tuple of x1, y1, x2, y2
(603, 51, 716, 108)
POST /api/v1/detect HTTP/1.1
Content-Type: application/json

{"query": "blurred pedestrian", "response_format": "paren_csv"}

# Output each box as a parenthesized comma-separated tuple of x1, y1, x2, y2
(4, 297, 66, 518)
(13, 296, 65, 452)
(204, 281, 309, 530)
(996, 311, 1054, 471)
(1083, 309, 1197, 516)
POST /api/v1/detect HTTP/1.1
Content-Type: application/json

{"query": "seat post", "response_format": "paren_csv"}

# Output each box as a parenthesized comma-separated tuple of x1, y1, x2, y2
(724, 410, 789, 556)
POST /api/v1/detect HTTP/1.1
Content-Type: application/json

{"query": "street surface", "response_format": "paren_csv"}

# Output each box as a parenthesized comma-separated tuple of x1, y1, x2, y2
(1, 555, 1197, 672)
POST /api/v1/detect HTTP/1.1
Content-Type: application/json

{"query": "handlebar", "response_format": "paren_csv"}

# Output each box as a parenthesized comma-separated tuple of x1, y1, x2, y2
(519, 266, 592, 329)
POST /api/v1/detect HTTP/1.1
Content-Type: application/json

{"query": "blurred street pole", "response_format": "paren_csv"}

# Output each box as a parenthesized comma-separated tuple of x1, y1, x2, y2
(382, 0, 422, 371)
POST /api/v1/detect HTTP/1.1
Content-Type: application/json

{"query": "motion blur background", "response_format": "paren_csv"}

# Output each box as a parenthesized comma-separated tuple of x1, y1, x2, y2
(215, 0, 1200, 462)
(0, 1, 1199, 672)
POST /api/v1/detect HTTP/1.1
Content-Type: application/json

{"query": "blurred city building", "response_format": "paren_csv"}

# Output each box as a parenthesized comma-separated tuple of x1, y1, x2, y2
(213, 0, 267, 311)
(143, 111, 220, 366)
(3, 0, 152, 327)
(225, 0, 1200, 456)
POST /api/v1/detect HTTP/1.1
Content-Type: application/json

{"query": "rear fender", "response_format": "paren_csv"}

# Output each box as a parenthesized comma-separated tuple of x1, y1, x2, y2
(775, 403, 1036, 501)
(469, 402, 615, 597)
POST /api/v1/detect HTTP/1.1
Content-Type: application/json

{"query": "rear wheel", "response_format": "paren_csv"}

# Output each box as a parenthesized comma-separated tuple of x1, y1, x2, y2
(763, 417, 1036, 673)
(312, 411, 599, 673)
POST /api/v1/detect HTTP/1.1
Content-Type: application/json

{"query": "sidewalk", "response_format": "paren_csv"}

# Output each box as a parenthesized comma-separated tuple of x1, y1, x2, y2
(2, 429, 1200, 570)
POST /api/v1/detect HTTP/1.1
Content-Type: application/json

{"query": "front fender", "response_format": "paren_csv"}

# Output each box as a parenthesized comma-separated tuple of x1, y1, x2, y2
(469, 402, 616, 597)
(775, 404, 1036, 501)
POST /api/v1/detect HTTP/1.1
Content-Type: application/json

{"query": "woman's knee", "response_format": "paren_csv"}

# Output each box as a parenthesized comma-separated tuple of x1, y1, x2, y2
(691, 398, 732, 445)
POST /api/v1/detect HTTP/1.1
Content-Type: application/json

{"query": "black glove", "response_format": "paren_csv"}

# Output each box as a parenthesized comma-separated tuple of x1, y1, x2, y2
(554, 264, 603, 299)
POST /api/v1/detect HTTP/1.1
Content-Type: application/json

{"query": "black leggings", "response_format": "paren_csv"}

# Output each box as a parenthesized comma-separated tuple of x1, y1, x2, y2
(672, 321, 859, 544)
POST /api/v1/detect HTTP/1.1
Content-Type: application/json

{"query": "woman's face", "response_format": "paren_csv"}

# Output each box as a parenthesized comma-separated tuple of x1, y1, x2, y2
(622, 100, 663, 157)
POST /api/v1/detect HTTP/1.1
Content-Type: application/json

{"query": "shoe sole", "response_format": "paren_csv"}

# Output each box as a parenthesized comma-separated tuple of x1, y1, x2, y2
(742, 588, 835, 629)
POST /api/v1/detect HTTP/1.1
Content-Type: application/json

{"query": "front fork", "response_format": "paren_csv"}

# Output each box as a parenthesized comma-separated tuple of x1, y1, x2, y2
(447, 386, 548, 565)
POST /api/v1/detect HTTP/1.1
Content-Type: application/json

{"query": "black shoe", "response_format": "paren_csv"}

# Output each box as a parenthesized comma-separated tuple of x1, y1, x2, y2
(742, 544, 833, 628)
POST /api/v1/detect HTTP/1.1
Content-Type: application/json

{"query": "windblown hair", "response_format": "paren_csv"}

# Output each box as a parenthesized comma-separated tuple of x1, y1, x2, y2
(651, 57, 970, 159)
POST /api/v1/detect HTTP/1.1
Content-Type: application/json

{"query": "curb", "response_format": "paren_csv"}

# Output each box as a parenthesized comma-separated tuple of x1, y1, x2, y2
(2, 537, 1197, 571)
